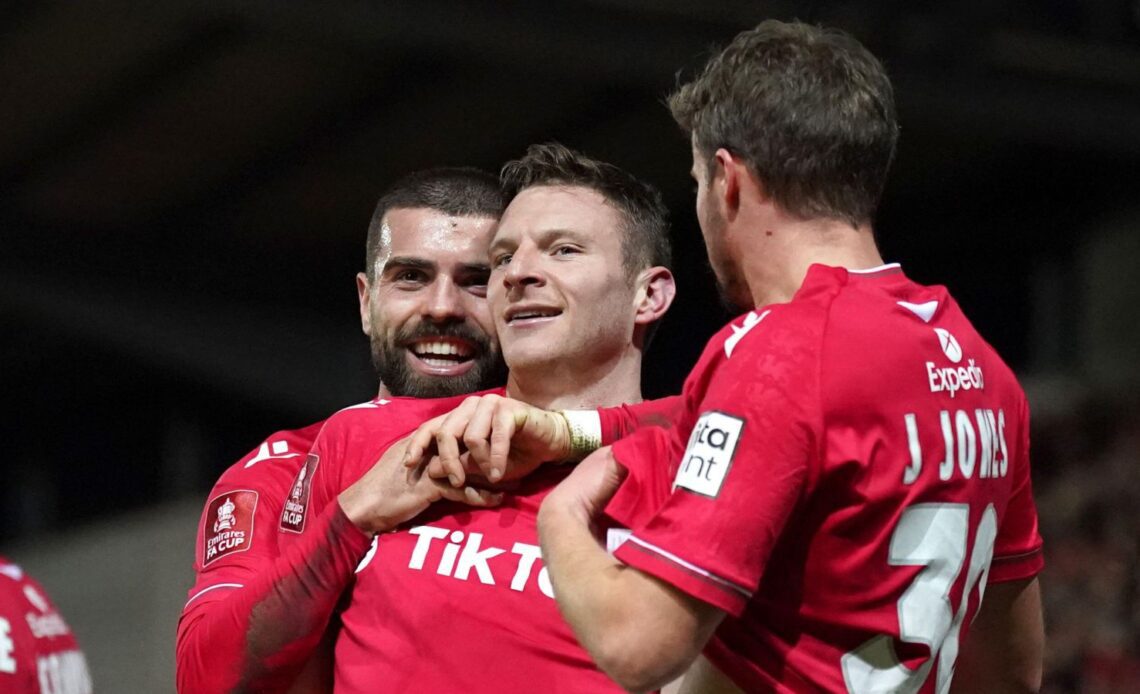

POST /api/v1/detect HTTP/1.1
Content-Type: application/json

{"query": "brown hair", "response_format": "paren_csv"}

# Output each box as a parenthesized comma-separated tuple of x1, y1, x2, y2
(364, 167, 505, 279)
(669, 20, 899, 226)
(500, 142, 673, 279)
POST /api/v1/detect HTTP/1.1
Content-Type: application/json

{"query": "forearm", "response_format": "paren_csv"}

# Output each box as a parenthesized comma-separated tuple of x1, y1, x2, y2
(950, 577, 1043, 694)
(598, 395, 685, 443)
(176, 504, 371, 693)
(538, 503, 700, 693)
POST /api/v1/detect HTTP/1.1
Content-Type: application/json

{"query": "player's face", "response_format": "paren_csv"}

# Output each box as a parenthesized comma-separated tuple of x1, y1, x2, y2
(692, 143, 750, 310)
(489, 185, 638, 373)
(357, 207, 506, 398)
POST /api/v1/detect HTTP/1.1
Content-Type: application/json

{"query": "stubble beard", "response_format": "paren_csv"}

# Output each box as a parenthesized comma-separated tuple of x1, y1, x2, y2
(370, 321, 507, 398)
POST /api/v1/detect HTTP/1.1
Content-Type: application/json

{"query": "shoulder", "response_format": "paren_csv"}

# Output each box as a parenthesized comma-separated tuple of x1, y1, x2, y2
(702, 299, 830, 374)
(210, 417, 328, 493)
(318, 391, 495, 440)
(0, 556, 26, 606)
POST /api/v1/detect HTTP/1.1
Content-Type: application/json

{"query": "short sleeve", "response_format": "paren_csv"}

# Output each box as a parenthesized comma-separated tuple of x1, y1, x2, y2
(613, 308, 820, 616)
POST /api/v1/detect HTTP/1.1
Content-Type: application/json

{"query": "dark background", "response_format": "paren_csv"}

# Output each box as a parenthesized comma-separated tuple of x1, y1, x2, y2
(1, 2, 1138, 689)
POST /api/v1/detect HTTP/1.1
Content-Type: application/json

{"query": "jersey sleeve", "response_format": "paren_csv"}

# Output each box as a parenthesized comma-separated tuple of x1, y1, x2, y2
(613, 308, 820, 616)
(176, 421, 372, 694)
(988, 396, 1044, 583)
(597, 395, 686, 444)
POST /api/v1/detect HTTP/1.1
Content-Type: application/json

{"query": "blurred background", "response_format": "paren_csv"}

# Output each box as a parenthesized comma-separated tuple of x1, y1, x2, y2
(1, 1, 1138, 691)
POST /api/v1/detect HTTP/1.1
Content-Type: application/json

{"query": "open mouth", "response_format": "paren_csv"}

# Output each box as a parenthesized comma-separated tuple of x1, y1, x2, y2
(505, 307, 563, 326)
(406, 339, 476, 371)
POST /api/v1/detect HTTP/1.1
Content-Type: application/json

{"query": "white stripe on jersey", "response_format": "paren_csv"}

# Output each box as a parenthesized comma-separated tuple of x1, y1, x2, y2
(184, 582, 244, 609)
(625, 535, 751, 598)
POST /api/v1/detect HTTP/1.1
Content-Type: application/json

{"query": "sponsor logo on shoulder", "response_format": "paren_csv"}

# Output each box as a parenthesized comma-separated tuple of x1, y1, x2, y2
(280, 454, 319, 533)
(724, 310, 770, 358)
(927, 327, 984, 398)
(673, 411, 744, 498)
(204, 490, 258, 566)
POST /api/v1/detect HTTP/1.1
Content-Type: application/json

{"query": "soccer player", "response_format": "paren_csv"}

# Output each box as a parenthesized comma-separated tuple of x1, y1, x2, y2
(273, 143, 678, 692)
(423, 21, 1045, 693)
(535, 21, 1046, 693)
(175, 167, 510, 693)
(0, 556, 93, 694)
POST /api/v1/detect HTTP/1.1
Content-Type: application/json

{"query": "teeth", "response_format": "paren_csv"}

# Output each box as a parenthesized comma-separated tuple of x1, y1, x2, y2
(412, 341, 471, 358)
(512, 310, 559, 321)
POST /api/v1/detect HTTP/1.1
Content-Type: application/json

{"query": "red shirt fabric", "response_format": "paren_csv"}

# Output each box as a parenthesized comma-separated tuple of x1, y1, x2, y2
(0, 556, 92, 694)
(176, 418, 346, 693)
(606, 264, 1044, 693)
(288, 390, 678, 693)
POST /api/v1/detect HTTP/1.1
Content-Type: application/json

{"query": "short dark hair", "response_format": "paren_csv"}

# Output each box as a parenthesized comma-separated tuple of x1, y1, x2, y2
(365, 167, 505, 279)
(669, 20, 899, 227)
(499, 143, 672, 279)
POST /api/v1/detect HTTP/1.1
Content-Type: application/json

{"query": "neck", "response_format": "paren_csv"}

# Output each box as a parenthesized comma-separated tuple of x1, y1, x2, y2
(376, 383, 392, 399)
(505, 346, 644, 410)
(739, 208, 884, 308)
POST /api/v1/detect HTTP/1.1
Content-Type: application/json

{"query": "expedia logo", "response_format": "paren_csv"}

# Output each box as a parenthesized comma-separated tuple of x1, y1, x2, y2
(934, 328, 962, 363)
(927, 328, 984, 398)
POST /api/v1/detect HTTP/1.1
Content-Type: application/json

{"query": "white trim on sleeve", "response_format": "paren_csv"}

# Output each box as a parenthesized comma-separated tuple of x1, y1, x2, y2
(183, 582, 244, 609)
(625, 535, 751, 598)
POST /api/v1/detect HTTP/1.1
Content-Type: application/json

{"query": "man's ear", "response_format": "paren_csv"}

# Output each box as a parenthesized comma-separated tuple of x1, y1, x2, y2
(633, 266, 677, 328)
(356, 272, 373, 336)
(713, 147, 742, 221)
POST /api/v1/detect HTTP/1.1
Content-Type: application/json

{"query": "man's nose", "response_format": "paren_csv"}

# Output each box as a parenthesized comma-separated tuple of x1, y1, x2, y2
(422, 279, 465, 322)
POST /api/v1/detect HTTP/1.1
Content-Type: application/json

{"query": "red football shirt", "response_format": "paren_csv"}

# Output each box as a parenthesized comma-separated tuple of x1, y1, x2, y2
(176, 419, 326, 692)
(286, 391, 681, 693)
(606, 264, 1044, 693)
(0, 557, 92, 694)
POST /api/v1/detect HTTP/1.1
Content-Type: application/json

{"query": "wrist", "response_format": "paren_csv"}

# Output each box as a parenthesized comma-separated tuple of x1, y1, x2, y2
(557, 409, 602, 461)
(338, 487, 383, 535)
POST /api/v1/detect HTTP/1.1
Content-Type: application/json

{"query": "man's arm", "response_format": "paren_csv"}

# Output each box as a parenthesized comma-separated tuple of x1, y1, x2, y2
(176, 501, 372, 693)
(403, 393, 685, 486)
(537, 448, 724, 693)
(950, 577, 1043, 694)
(177, 434, 501, 693)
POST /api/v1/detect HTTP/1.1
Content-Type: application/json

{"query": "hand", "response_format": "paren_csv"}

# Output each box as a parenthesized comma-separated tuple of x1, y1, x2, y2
(540, 446, 628, 529)
(338, 435, 503, 535)
(402, 394, 573, 486)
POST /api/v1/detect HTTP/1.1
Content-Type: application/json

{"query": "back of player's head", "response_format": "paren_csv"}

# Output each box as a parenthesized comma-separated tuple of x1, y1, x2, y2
(500, 142, 673, 281)
(365, 167, 506, 280)
(669, 20, 899, 227)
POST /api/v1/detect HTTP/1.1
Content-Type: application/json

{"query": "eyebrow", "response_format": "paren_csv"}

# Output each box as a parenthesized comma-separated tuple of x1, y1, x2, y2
(382, 257, 436, 274)
(490, 227, 591, 254)
(382, 256, 490, 276)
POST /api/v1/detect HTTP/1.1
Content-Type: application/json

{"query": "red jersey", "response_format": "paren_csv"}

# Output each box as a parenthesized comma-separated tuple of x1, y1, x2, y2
(176, 419, 326, 692)
(0, 557, 92, 694)
(606, 264, 1044, 693)
(285, 391, 683, 693)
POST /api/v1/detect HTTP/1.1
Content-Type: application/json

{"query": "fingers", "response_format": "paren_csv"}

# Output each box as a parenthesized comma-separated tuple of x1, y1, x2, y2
(433, 478, 504, 507)
(484, 404, 525, 482)
(461, 397, 500, 479)
(404, 396, 483, 481)
(404, 414, 445, 469)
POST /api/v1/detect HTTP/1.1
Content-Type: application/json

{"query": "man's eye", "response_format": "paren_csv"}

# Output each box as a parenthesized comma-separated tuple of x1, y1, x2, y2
(492, 253, 513, 268)
(394, 270, 426, 283)
(553, 245, 580, 256)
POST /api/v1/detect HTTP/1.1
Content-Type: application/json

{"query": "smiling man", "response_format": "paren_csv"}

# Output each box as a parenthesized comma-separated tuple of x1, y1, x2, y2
(360, 204, 506, 397)
(176, 167, 508, 694)
(269, 143, 678, 692)
(532, 21, 1045, 694)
